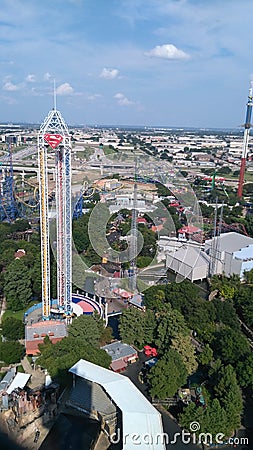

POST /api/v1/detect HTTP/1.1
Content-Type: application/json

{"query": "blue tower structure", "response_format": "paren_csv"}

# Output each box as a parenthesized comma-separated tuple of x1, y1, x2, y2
(73, 191, 83, 219)
(0, 140, 18, 222)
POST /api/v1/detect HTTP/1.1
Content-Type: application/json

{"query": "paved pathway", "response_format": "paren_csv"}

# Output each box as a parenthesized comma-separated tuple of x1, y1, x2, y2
(21, 356, 45, 390)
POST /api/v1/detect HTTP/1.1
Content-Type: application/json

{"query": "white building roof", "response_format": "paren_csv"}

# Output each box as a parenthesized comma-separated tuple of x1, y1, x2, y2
(205, 232, 253, 253)
(69, 359, 166, 450)
(6, 372, 31, 394)
(234, 244, 253, 261)
(167, 245, 210, 268)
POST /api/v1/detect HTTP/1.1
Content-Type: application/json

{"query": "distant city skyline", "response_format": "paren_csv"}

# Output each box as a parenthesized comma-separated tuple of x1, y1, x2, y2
(1, 0, 253, 128)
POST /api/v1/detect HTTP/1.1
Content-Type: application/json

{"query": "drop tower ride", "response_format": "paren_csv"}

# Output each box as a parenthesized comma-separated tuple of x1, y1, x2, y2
(38, 98, 72, 319)
(237, 83, 253, 198)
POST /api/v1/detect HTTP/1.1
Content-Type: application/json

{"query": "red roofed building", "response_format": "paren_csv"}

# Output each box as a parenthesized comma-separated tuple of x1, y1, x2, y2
(25, 320, 67, 356)
(137, 217, 147, 225)
(151, 224, 164, 233)
(14, 249, 26, 259)
(178, 225, 202, 242)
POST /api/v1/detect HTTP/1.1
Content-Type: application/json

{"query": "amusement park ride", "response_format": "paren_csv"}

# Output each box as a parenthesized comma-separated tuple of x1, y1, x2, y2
(237, 82, 253, 198)
(38, 93, 72, 319)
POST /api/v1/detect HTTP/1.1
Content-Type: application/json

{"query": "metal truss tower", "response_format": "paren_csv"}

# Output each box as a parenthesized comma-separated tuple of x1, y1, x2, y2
(129, 164, 138, 292)
(238, 83, 253, 198)
(38, 105, 72, 319)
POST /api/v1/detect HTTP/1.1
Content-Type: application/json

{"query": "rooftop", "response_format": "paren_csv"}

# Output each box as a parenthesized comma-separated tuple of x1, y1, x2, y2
(6, 372, 31, 394)
(205, 232, 253, 253)
(25, 320, 67, 341)
(101, 341, 137, 361)
(69, 359, 165, 450)
(167, 245, 210, 268)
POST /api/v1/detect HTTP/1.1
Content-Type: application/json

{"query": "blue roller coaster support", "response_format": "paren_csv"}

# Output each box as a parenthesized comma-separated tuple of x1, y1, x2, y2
(0, 142, 18, 222)
(73, 193, 83, 219)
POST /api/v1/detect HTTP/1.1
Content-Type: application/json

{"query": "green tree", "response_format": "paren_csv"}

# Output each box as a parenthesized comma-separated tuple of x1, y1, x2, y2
(72, 213, 90, 253)
(148, 349, 187, 399)
(68, 314, 103, 347)
(212, 327, 250, 365)
(236, 353, 253, 389)
(215, 365, 243, 434)
(136, 255, 153, 268)
(197, 344, 213, 366)
(155, 304, 189, 353)
(100, 326, 113, 346)
(37, 336, 111, 385)
(243, 268, 253, 284)
(144, 285, 166, 311)
(119, 308, 156, 348)
(0, 223, 11, 244)
(213, 299, 240, 330)
(234, 285, 253, 328)
(180, 400, 228, 439)
(210, 274, 240, 300)
(1, 317, 25, 340)
(31, 255, 42, 299)
(0, 341, 25, 364)
(171, 334, 198, 374)
(4, 259, 32, 310)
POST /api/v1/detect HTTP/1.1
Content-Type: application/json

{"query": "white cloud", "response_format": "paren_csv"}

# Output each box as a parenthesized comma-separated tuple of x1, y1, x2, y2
(2, 81, 20, 91)
(26, 74, 36, 82)
(114, 92, 133, 106)
(100, 68, 119, 80)
(146, 44, 190, 60)
(44, 72, 52, 81)
(56, 83, 74, 95)
(87, 93, 101, 101)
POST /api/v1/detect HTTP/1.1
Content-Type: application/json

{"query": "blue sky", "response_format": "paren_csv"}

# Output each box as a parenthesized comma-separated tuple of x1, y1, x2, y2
(1, 0, 253, 128)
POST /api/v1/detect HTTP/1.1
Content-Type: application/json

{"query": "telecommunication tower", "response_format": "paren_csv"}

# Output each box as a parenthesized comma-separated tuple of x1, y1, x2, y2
(237, 83, 253, 198)
(38, 97, 72, 319)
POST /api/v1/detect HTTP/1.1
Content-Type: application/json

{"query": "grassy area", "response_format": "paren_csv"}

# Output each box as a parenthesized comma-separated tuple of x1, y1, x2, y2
(103, 145, 117, 155)
(2, 300, 40, 321)
(245, 172, 253, 182)
(3, 309, 26, 321)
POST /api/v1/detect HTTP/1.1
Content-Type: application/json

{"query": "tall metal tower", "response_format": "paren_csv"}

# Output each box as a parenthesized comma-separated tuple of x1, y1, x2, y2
(237, 83, 253, 198)
(38, 102, 72, 319)
(129, 164, 138, 292)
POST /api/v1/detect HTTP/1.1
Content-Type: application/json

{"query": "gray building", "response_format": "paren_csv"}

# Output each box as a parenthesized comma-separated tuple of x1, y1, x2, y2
(205, 232, 253, 279)
(101, 341, 138, 372)
(166, 245, 210, 282)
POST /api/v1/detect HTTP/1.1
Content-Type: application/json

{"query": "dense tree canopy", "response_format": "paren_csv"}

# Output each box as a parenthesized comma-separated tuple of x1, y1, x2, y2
(4, 259, 32, 310)
(148, 349, 187, 399)
(119, 308, 156, 349)
(1, 317, 25, 340)
(212, 327, 250, 365)
(37, 336, 111, 385)
(180, 364, 243, 439)
(68, 314, 104, 347)
(171, 334, 197, 375)
(0, 341, 25, 364)
(155, 304, 189, 353)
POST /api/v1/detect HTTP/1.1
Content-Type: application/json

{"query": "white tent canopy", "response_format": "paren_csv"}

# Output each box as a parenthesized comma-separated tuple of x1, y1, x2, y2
(69, 359, 166, 450)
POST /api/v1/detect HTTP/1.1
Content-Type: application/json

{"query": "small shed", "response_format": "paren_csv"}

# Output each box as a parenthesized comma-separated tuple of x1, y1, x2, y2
(101, 341, 138, 372)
